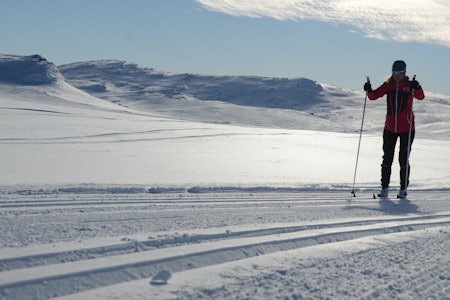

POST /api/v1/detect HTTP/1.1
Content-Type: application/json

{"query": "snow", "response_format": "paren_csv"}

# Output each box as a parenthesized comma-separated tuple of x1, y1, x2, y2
(0, 54, 449, 299)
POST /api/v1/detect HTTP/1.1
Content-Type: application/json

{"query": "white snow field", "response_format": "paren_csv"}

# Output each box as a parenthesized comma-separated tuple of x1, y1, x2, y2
(1, 54, 450, 299)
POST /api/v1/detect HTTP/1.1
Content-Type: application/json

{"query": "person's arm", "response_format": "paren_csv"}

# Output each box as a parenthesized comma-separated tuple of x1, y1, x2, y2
(410, 77, 425, 100)
(366, 82, 388, 100)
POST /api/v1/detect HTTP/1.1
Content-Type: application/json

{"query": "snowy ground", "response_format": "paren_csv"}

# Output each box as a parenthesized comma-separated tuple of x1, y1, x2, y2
(1, 55, 449, 299)
(1, 190, 450, 299)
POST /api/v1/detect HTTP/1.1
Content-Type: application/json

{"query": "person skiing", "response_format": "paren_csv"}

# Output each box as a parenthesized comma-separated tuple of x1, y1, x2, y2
(363, 60, 425, 198)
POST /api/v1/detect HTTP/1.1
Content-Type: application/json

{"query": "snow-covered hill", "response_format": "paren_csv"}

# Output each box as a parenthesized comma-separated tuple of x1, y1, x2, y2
(60, 60, 327, 109)
(1, 54, 448, 188)
(1, 54, 449, 299)
(0, 54, 64, 85)
(59, 60, 450, 139)
(0, 55, 137, 112)
(60, 60, 363, 132)
(0, 54, 365, 133)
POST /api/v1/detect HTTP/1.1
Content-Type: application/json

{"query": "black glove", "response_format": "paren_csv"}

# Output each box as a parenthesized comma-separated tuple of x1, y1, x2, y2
(410, 79, 421, 89)
(363, 82, 372, 92)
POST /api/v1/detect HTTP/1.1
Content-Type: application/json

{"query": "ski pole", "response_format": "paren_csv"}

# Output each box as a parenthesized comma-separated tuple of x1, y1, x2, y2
(351, 76, 370, 197)
(404, 75, 416, 194)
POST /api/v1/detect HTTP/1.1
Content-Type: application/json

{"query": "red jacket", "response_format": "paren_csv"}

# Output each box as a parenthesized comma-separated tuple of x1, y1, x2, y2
(368, 77, 425, 133)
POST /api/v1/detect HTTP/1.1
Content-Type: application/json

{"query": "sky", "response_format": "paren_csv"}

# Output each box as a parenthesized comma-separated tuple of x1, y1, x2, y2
(1, 0, 450, 95)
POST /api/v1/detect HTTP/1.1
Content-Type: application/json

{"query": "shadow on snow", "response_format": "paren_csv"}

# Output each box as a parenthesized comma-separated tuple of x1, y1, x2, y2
(345, 197, 421, 215)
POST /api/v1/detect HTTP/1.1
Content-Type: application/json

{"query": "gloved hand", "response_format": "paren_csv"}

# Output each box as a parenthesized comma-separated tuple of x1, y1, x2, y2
(410, 79, 421, 89)
(363, 82, 372, 92)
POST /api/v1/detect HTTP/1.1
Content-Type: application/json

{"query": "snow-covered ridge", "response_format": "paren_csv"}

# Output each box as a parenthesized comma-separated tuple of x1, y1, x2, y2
(60, 60, 327, 110)
(0, 54, 65, 85)
(0, 55, 146, 114)
(59, 59, 373, 132)
(2, 54, 448, 137)
(59, 59, 450, 136)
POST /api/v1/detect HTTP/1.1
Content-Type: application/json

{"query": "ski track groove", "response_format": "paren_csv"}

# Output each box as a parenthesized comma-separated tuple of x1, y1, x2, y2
(2, 213, 450, 272)
(0, 192, 344, 204)
(1, 191, 449, 299)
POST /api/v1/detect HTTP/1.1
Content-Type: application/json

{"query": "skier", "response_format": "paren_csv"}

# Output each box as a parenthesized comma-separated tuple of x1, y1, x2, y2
(363, 60, 425, 198)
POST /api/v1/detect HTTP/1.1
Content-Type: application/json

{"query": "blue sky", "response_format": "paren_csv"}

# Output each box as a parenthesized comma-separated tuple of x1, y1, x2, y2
(1, 0, 449, 95)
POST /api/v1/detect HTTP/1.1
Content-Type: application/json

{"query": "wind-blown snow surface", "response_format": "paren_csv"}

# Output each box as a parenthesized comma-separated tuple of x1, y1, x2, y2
(1, 55, 450, 299)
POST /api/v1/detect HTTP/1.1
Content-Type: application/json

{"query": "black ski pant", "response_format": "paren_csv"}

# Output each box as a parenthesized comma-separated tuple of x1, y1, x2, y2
(381, 129, 415, 190)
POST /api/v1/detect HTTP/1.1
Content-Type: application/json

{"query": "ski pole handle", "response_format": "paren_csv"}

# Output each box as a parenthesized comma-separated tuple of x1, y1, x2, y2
(411, 75, 417, 92)
(366, 76, 370, 84)
(363, 76, 371, 95)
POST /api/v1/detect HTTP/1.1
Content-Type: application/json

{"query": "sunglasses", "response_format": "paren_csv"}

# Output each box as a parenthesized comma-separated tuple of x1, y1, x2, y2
(392, 70, 405, 75)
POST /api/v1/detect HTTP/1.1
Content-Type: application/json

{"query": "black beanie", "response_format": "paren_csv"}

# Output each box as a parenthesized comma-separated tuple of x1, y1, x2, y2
(392, 60, 406, 72)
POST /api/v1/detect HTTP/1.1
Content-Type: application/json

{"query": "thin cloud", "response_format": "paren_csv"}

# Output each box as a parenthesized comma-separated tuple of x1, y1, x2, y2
(196, 0, 450, 47)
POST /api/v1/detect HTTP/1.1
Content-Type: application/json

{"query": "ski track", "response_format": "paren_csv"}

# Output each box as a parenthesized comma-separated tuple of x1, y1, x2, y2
(0, 190, 449, 299)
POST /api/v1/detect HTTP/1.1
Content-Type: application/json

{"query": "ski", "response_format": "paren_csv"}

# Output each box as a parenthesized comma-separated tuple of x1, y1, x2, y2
(371, 192, 408, 199)
(373, 193, 388, 199)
